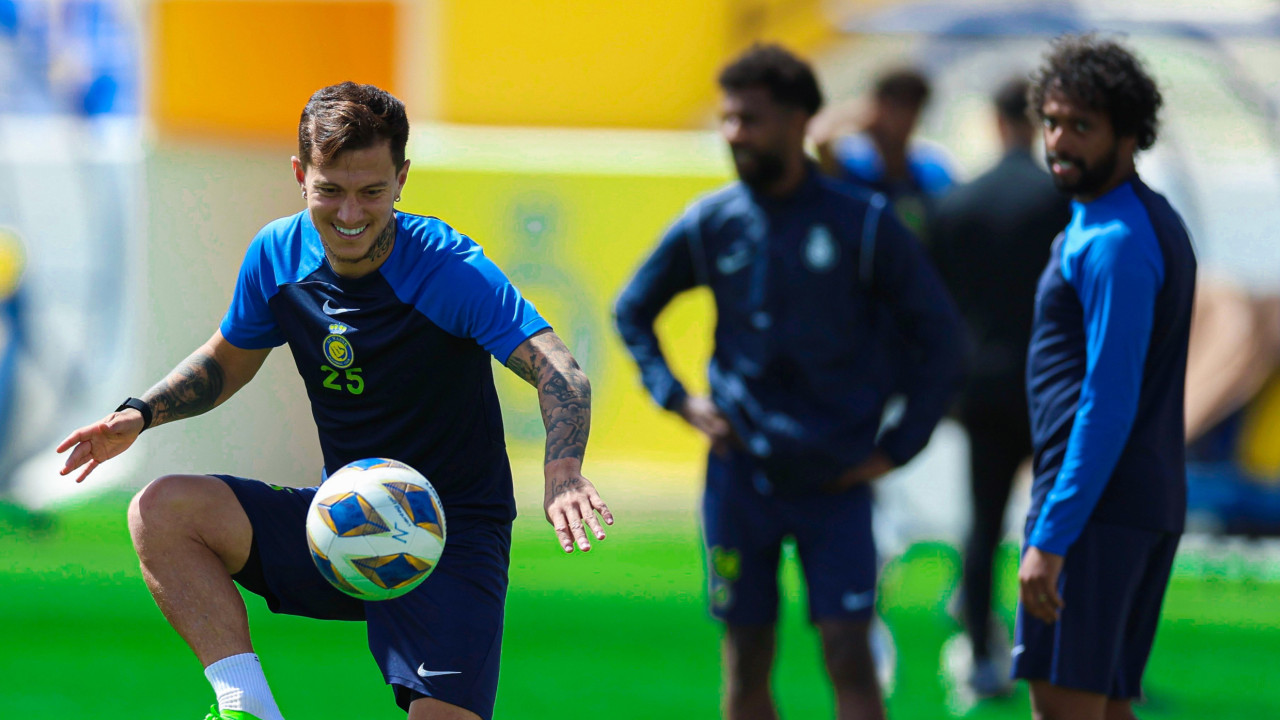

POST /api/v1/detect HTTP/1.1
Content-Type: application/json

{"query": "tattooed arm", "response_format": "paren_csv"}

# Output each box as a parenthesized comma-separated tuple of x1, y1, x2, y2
(56, 330, 271, 483)
(506, 328, 613, 553)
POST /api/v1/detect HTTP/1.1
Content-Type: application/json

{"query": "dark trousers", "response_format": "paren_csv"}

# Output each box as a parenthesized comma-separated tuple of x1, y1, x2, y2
(959, 399, 1031, 660)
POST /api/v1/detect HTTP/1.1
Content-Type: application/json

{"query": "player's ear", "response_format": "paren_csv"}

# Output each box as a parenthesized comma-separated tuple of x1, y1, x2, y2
(291, 156, 306, 188)
(397, 159, 411, 192)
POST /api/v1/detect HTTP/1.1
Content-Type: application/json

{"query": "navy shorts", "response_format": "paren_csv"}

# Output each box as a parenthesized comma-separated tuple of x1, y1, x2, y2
(701, 450, 878, 625)
(1012, 522, 1179, 698)
(217, 475, 510, 719)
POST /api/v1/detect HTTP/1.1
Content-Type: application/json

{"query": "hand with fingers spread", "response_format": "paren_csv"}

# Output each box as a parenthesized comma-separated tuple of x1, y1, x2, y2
(680, 396, 732, 455)
(544, 458, 613, 554)
(1019, 546, 1065, 624)
(55, 408, 146, 484)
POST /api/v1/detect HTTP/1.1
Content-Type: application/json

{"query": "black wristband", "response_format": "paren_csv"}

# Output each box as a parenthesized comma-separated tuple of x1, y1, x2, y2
(115, 397, 153, 431)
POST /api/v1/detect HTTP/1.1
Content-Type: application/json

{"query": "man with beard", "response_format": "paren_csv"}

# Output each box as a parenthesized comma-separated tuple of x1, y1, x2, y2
(615, 44, 965, 720)
(928, 77, 1072, 698)
(1015, 36, 1196, 720)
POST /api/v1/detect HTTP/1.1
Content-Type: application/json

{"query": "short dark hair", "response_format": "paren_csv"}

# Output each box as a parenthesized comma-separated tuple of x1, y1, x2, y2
(874, 68, 930, 109)
(298, 82, 410, 168)
(718, 44, 824, 116)
(994, 76, 1031, 123)
(1030, 34, 1163, 151)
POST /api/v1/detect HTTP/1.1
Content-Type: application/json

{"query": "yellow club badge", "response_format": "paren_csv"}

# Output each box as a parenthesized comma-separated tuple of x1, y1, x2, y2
(323, 323, 355, 369)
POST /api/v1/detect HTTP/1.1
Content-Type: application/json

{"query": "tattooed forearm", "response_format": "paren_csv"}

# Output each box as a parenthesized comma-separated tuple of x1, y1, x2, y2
(508, 332, 592, 465)
(541, 368, 591, 463)
(142, 349, 226, 426)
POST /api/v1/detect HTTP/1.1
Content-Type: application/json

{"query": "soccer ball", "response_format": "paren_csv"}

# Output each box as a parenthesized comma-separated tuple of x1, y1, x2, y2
(305, 458, 447, 601)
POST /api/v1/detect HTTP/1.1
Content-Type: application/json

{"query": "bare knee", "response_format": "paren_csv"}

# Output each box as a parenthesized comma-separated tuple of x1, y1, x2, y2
(817, 620, 878, 693)
(130, 474, 214, 536)
(128, 474, 251, 572)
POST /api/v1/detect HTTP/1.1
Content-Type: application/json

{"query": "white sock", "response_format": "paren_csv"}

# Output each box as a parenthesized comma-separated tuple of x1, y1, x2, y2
(204, 653, 286, 720)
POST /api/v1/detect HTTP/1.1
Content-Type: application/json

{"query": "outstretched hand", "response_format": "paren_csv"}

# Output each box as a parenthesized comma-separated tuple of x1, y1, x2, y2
(544, 458, 613, 554)
(55, 409, 145, 484)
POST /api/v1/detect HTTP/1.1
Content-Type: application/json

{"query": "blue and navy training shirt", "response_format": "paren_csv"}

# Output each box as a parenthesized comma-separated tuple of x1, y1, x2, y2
(615, 166, 965, 492)
(831, 133, 959, 239)
(1025, 177, 1196, 555)
(220, 211, 549, 522)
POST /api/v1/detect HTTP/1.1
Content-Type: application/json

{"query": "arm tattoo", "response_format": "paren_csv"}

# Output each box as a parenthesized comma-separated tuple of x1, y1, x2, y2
(506, 353, 538, 385)
(142, 350, 226, 426)
(508, 335, 592, 466)
(541, 367, 591, 464)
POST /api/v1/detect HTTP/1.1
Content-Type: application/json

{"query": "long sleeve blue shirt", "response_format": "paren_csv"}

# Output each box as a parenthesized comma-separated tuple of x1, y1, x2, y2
(1025, 177, 1196, 554)
(614, 167, 965, 491)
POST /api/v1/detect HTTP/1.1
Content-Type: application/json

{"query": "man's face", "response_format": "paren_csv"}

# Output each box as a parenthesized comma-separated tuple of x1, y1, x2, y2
(1041, 91, 1129, 197)
(719, 87, 805, 189)
(293, 141, 408, 273)
(871, 98, 921, 147)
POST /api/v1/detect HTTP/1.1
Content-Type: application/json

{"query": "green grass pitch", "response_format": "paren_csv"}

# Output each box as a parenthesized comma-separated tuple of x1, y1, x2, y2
(2, 495, 1278, 718)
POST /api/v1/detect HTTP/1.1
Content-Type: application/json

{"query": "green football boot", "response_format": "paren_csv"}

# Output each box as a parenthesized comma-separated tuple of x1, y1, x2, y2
(203, 704, 265, 720)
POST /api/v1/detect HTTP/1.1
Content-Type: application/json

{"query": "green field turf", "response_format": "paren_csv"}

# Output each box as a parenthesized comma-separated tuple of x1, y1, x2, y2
(2, 494, 1278, 718)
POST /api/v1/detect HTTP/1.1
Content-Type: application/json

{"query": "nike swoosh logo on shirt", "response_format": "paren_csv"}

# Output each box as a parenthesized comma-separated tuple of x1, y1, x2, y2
(322, 299, 357, 315)
(417, 665, 461, 678)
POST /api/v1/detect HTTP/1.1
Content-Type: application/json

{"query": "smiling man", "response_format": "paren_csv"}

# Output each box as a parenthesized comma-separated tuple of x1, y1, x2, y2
(57, 82, 612, 720)
(615, 45, 964, 720)
(1015, 37, 1196, 720)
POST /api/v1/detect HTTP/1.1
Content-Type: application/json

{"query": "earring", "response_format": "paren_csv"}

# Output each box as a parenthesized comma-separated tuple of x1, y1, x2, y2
(301, 189, 307, 199)
(394, 195, 401, 203)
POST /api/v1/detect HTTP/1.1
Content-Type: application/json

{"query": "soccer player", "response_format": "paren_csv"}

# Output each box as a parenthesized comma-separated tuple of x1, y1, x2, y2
(615, 45, 965, 720)
(56, 82, 612, 720)
(928, 77, 1072, 698)
(1015, 36, 1196, 720)
(809, 67, 959, 240)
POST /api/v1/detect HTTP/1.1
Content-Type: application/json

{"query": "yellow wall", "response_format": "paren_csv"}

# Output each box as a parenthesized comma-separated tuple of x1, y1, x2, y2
(148, 0, 836, 137)
(151, 0, 399, 140)
(439, 0, 836, 128)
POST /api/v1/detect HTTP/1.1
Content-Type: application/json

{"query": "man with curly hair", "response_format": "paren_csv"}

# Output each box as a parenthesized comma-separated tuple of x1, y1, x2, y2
(1015, 35, 1196, 719)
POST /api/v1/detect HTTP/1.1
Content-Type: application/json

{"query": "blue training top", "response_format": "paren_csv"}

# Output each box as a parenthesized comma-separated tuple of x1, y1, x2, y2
(615, 165, 966, 492)
(832, 133, 958, 200)
(220, 211, 549, 522)
(1025, 177, 1196, 555)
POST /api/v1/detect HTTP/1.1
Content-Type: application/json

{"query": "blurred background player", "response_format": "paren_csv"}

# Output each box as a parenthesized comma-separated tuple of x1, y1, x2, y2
(809, 66, 959, 240)
(56, 82, 612, 720)
(615, 44, 965, 720)
(0, 227, 36, 527)
(1016, 35, 1195, 720)
(928, 76, 1072, 698)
